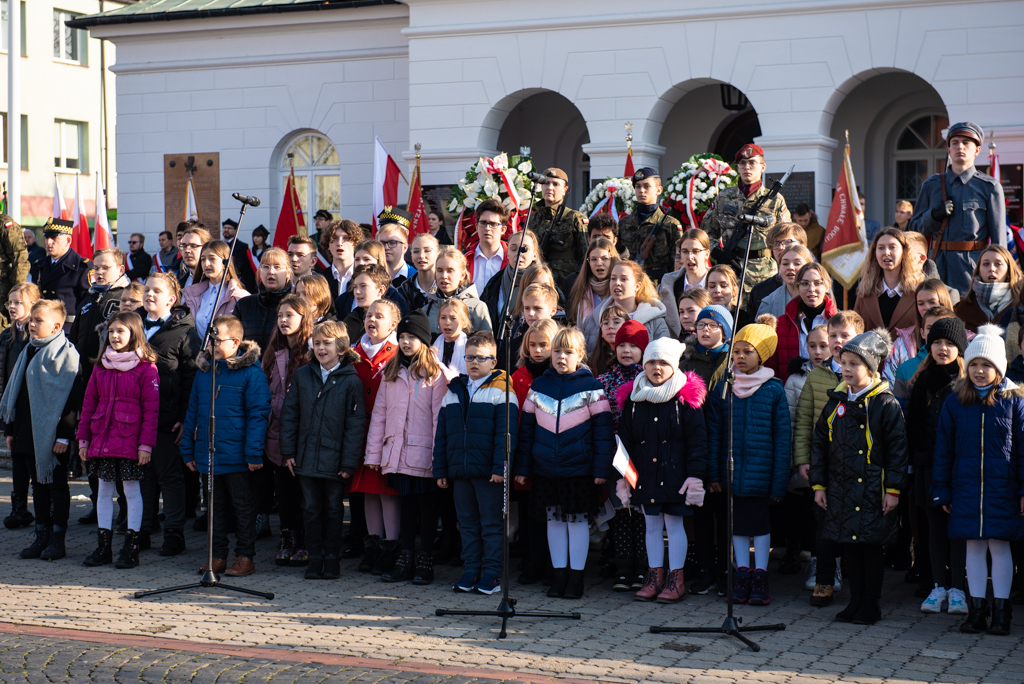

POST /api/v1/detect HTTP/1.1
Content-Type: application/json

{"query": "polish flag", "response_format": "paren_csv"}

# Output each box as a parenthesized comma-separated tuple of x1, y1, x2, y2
(372, 136, 400, 236)
(52, 175, 70, 221)
(71, 174, 93, 259)
(93, 173, 113, 251)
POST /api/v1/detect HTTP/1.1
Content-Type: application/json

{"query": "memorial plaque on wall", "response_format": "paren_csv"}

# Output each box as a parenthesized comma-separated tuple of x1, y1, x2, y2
(979, 164, 1023, 226)
(422, 184, 456, 224)
(765, 171, 814, 211)
(164, 153, 221, 236)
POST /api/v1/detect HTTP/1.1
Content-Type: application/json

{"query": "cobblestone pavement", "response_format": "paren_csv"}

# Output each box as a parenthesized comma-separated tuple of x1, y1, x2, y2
(0, 476, 1022, 683)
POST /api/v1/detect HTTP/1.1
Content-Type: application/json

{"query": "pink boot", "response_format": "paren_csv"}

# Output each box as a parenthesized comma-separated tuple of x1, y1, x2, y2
(634, 567, 665, 602)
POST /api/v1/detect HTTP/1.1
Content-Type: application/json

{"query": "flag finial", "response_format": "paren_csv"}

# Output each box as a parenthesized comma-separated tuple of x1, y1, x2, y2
(990, 129, 996, 151)
(845, 129, 850, 146)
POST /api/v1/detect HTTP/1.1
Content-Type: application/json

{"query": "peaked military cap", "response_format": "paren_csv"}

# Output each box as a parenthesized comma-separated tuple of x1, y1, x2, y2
(43, 217, 74, 237)
(377, 206, 412, 229)
(314, 209, 333, 222)
(946, 122, 984, 147)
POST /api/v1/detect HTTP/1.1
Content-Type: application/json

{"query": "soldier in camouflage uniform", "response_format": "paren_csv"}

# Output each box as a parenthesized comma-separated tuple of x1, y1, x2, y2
(702, 144, 790, 294)
(618, 167, 682, 283)
(526, 167, 587, 288)
(0, 213, 29, 328)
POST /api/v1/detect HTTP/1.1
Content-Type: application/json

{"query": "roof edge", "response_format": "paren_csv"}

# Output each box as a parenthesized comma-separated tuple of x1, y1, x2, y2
(67, 0, 399, 29)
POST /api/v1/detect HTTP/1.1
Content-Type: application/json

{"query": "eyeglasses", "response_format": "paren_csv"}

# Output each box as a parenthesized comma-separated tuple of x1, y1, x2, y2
(477, 221, 503, 230)
(588, 256, 610, 264)
(180, 242, 202, 252)
(776, 239, 800, 249)
(465, 354, 495, 363)
(677, 249, 706, 257)
(380, 240, 406, 249)
(695, 321, 721, 331)
(799, 280, 826, 289)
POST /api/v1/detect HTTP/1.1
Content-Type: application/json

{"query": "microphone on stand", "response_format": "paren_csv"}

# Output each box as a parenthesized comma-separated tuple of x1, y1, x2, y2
(232, 193, 261, 207)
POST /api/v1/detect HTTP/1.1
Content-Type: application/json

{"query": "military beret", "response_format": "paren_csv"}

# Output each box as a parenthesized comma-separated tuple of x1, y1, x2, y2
(542, 167, 569, 185)
(314, 209, 333, 222)
(735, 144, 764, 162)
(946, 122, 984, 147)
(222, 218, 239, 228)
(377, 206, 412, 229)
(43, 217, 74, 237)
(632, 167, 660, 184)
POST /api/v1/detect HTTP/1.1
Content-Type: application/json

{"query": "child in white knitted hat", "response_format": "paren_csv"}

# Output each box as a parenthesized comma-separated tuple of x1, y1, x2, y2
(618, 337, 708, 604)
(933, 324, 1024, 637)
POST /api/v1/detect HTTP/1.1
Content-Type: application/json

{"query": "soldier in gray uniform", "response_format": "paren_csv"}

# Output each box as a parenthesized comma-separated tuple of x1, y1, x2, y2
(909, 121, 1006, 295)
(702, 144, 790, 294)
(526, 167, 587, 288)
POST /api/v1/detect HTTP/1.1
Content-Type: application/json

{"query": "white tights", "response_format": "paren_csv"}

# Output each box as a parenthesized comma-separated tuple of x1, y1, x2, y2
(546, 508, 590, 570)
(966, 539, 1014, 600)
(732, 534, 771, 571)
(364, 494, 401, 541)
(97, 479, 142, 532)
(643, 512, 688, 571)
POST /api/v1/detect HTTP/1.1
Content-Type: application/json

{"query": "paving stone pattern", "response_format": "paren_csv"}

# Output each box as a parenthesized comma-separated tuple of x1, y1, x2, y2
(0, 477, 1023, 683)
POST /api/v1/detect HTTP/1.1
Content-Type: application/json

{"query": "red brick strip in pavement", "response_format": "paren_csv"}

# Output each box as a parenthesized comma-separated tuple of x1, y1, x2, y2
(0, 620, 604, 684)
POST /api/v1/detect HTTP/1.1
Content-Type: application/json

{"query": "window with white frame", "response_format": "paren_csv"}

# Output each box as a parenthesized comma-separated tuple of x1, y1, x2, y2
(281, 132, 341, 218)
(53, 9, 87, 65)
(1, 113, 28, 169)
(1, 2, 27, 56)
(54, 120, 86, 171)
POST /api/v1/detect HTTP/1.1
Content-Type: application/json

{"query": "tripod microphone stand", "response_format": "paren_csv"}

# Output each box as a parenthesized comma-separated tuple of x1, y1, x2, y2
(435, 183, 581, 638)
(137, 194, 273, 601)
(650, 166, 794, 651)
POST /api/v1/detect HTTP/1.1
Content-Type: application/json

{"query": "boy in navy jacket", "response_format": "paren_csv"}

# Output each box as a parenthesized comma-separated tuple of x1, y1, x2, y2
(433, 331, 517, 595)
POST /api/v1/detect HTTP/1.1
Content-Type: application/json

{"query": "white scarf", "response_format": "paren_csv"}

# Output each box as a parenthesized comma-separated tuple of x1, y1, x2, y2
(630, 370, 686, 404)
(360, 332, 396, 360)
(432, 332, 467, 375)
(733, 366, 775, 399)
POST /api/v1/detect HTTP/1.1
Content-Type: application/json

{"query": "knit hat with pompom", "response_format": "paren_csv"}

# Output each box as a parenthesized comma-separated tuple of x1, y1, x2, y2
(964, 323, 1007, 377)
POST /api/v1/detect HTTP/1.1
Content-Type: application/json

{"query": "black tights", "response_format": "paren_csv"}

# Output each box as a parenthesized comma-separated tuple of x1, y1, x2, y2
(23, 452, 70, 528)
(399, 490, 438, 554)
(274, 465, 304, 532)
(842, 543, 885, 610)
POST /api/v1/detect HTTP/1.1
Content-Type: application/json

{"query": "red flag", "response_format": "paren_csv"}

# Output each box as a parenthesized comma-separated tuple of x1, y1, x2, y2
(93, 173, 112, 251)
(821, 143, 867, 291)
(407, 164, 430, 241)
(624, 147, 635, 178)
(274, 168, 305, 249)
(373, 137, 400, 236)
(71, 174, 93, 259)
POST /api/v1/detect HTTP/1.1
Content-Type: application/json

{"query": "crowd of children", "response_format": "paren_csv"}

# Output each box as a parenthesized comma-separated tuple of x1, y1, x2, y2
(3, 204, 1024, 639)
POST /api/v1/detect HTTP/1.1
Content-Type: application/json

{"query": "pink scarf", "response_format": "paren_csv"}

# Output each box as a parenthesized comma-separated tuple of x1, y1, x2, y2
(102, 347, 142, 372)
(732, 366, 774, 399)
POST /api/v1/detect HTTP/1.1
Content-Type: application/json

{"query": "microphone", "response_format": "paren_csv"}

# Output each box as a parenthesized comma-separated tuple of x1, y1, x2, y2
(737, 213, 772, 227)
(232, 193, 261, 207)
(527, 172, 549, 184)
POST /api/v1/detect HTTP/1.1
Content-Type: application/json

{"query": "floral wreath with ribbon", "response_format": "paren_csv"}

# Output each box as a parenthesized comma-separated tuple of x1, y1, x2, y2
(579, 177, 636, 222)
(663, 153, 738, 228)
(448, 152, 534, 250)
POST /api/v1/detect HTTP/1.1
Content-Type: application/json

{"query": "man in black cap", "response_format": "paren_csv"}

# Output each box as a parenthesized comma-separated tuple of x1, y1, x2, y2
(618, 167, 682, 282)
(526, 167, 587, 287)
(376, 207, 416, 287)
(221, 217, 257, 292)
(28, 218, 91, 333)
(910, 121, 1006, 294)
(309, 209, 333, 265)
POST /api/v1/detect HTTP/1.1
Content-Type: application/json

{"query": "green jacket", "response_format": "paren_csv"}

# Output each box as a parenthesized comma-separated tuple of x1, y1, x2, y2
(0, 214, 28, 326)
(793, 362, 840, 466)
(527, 201, 587, 286)
(618, 206, 682, 278)
(701, 185, 789, 292)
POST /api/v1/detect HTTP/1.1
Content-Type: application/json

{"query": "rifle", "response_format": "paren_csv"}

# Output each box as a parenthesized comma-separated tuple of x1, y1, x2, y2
(929, 160, 951, 261)
(635, 212, 667, 266)
(536, 203, 567, 256)
(710, 174, 789, 271)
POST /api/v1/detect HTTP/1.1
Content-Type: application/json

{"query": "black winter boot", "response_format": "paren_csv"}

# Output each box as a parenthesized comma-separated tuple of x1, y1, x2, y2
(159, 530, 186, 557)
(563, 569, 585, 599)
(21, 525, 50, 559)
(548, 568, 569, 598)
(321, 555, 341, 580)
(114, 530, 140, 569)
(83, 529, 113, 567)
(357, 535, 381, 573)
(988, 598, 1012, 636)
(412, 552, 434, 585)
(960, 597, 989, 634)
(382, 549, 415, 582)
(4, 493, 34, 529)
(39, 525, 67, 561)
(372, 540, 401, 576)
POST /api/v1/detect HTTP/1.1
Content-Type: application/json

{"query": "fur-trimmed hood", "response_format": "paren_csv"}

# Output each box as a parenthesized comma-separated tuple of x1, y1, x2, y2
(196, 339, 261, 372)
(616, 371, 707, 412)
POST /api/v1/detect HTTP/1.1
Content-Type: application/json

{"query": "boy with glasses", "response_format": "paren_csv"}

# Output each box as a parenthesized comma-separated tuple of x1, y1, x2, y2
(746, 223, 807, 318)
(467, 199, 508, 292)
(376, 208, 416, 287)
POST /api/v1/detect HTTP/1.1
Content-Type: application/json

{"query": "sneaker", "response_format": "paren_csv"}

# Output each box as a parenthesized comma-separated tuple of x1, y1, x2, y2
(833, 560, 843, 592)
(947, 588, 968, 614)
(454, 571, 479, 592)
(475, 575, 501, 595)
(689, 570, 717, 595)
(921, 586, 948, 613)
(804, 557, 818, 590)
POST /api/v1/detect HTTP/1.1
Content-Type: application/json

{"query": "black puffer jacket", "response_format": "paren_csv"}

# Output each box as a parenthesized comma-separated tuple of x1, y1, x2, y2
(905, 361, 959, 468)
(809, 380, 909, 545)
(71, 276, 130, 381)
(144, 306, 202, 433)
(279, 354, 366, 479)
(234, 283, 292, 351)
(0, 324, 28, 399)
(679, 338, 727, 391)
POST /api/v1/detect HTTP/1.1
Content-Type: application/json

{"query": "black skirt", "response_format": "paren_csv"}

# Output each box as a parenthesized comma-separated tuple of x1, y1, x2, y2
(732, 496, 771, 536)
(531, 475, 599, 519)
(87, 457, 146, 482)
(387, 473, 435, 496)
(641, 502, 692, 517)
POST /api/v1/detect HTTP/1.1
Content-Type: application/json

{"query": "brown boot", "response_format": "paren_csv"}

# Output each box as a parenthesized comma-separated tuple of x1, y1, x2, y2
(634, 567, 665, 601)
(224, 556, 256, 577)
(198, 558, 227, 575)
(656, 568, 686, 603)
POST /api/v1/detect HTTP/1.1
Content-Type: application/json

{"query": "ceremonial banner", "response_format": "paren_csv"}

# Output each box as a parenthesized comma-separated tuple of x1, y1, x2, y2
(184, 177, 200, 222)
(274, 168, 305, 249)
(624, 147, 635, 179)
(93, 173, 113, 251)
(71, 174, 93, 259)
(407, 163, 430, 241)
(373, 137, 400, 235)
(822, 143, 868, 291)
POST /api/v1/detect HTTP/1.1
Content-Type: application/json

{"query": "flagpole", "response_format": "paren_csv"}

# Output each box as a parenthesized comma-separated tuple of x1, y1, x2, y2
(409, 142, 421, 205)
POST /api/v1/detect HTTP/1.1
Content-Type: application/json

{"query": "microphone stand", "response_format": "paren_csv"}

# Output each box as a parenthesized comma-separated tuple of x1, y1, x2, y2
(650, 166, 794, 651)
(136, 195, 274, 601)
(435, 185, 581, 638)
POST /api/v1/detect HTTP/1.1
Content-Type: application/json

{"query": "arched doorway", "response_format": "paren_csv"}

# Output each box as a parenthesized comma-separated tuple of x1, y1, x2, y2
(493, 91, 590, 209)
(892, 112, 949, 204)
(279, 131, 342, 217)
(656, 82, 760, 174)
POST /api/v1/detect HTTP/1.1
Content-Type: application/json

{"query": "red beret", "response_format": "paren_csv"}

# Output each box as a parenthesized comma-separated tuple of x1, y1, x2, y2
(614, 319, 649, 352)
(735, 144, 764, 162)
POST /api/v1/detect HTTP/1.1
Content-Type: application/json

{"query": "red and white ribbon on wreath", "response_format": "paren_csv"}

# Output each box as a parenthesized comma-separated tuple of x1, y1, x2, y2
(480, 156, 521, 232)
(685, 158, 734, 227)
(588, 184, 620, 224)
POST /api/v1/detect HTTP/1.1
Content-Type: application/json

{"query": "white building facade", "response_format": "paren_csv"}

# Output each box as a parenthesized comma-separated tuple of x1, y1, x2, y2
(77, 0, 1024, 242)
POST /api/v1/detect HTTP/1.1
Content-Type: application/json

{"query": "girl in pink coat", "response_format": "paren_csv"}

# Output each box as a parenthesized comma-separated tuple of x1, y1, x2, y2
(77, 312, 159, 569)
(365, 310, 455, 586)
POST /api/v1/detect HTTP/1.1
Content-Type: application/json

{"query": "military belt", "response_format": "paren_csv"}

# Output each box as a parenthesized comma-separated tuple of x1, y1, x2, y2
(937, 240, 987, 251)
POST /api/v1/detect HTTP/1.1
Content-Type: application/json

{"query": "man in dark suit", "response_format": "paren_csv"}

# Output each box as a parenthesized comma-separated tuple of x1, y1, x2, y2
(222, 218, 258, 293)
(125, 233, 153, 282)
(28, 218, 91, 333)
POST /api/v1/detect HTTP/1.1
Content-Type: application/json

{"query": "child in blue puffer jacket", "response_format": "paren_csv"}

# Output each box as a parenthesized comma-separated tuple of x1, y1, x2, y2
(515, 327, 615, 601)
(706, 314, 791, 607)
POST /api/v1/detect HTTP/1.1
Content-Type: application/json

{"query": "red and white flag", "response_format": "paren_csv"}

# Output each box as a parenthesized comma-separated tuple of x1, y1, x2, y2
(407, 163, 430, 242)
(372, 136, 400, 236)
(71, 174, 93, 259)
(246, 247, 260, 275)
(93, 173, 113, 251)
(52, 175, 70, 221)
(274, 167, 306, 249)
(821, 142, 867, 291)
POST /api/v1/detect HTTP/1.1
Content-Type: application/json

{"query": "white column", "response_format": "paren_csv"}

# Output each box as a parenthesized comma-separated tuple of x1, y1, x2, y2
(582, 141, 666, 183)
(7, 0, 20, 222)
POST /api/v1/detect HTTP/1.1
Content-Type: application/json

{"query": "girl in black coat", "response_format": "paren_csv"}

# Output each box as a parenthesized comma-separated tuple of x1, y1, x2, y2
(618, 338, 708, 604)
